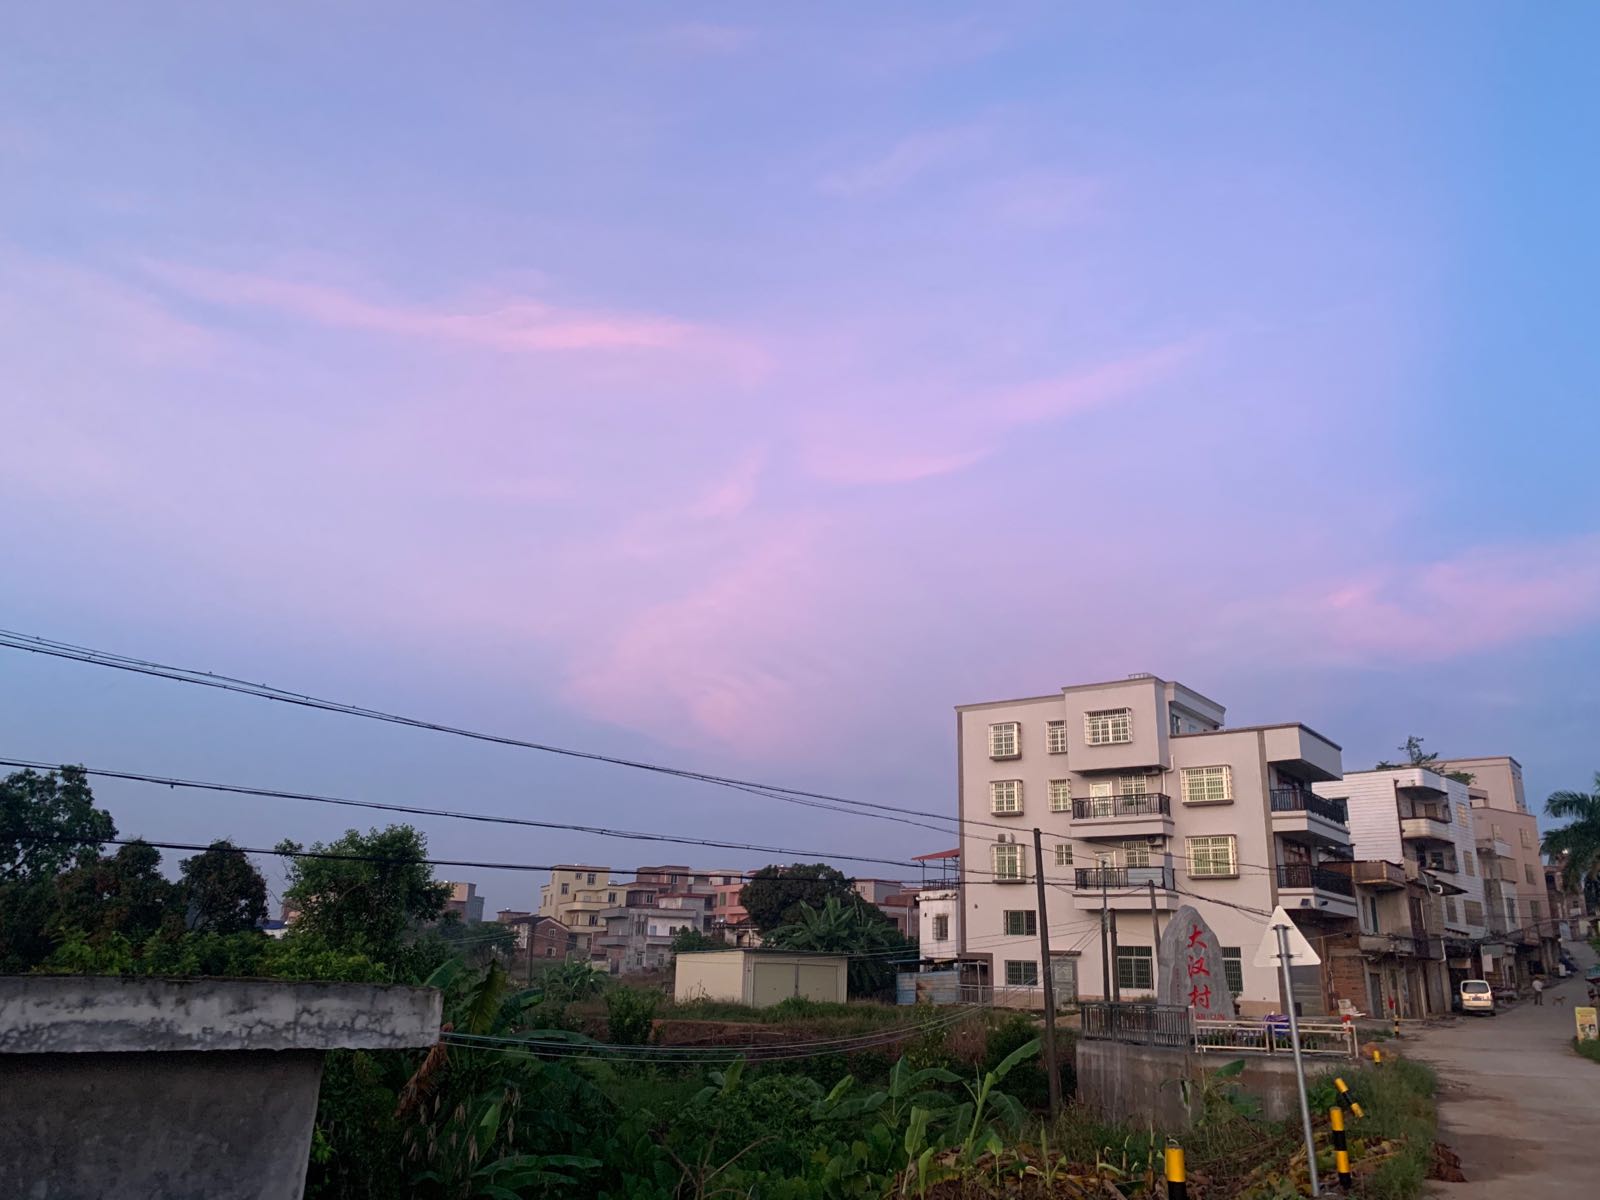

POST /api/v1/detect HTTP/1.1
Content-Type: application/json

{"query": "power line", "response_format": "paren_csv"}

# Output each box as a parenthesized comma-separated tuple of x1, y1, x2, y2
(0, 630, 971, 833)
(0, 758, 928, 873)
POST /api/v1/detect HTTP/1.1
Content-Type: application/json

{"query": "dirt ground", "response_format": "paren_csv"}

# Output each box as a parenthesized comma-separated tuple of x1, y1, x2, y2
(1405, 939, 1597, 1196)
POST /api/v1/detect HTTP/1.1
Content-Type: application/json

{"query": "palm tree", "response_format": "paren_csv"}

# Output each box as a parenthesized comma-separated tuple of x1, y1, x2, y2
(1543, 771, 1600, 893)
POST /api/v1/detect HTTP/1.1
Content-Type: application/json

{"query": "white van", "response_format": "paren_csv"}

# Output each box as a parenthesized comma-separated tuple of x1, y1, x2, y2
(1459, 979, 1495, 1015)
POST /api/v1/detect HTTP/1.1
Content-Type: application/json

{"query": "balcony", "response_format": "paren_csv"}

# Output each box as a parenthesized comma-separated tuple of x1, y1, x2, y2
(1357, 933, 1440, 958)
(1072, 864, 1177, 909)
(1420, 852, 1459, 875)
(1270, 789, 1351, 845)
(1399, 815, 1453, 845)
(1070, 793, 1174, 838)
(1277, 863, 1355, 896)
(1349, 860, 1407, 890)
(1477, 835, 1513, 860)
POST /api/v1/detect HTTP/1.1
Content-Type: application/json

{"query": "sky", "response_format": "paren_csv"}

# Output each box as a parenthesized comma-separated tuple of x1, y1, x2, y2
(3, 3, 1598, 916)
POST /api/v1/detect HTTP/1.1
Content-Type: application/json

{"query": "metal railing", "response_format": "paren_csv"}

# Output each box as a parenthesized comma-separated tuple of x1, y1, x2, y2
(1193, 1017, 1356, 1057)
(1071, 793, 1172, 820)
(1074, 865, 1176, 891)
(1079, 1001, 1192, 1048)
(1276, 863, 1355, 896)
(1269, 789, 1348, 825)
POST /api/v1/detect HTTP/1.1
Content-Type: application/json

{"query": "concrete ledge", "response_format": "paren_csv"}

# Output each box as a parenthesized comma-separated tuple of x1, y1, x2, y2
(0, 976, 442, 1054)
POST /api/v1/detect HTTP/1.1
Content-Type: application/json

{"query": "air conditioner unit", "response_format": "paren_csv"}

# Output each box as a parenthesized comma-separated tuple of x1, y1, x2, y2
(997, 833, 1013, 844)
(1145, 836, 1166, 848)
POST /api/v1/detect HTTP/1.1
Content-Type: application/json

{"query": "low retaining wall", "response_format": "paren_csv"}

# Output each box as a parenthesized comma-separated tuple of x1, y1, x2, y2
(1076, 1040, 1310, 1129)
(0, 976, 441, 1200)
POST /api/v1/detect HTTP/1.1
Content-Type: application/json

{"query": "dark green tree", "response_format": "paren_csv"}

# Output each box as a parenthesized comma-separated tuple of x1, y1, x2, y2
(764, 895, 915, 998)
(179, 840, 269, 934)
(51, 840, 183, 945)
(739, 863, 858, 932)
(276, 825, 449, 965)
(0, 767, 118, 970)
(669, 927, 723, 955)
(1544, 771, 1600, 893)
(1, 765, 115, 882)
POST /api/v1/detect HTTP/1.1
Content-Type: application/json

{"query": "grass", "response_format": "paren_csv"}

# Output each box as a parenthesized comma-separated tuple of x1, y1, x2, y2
(1321, 1059, 1438, 1200)
(655, 994, 910, 1028)
(1574, 1037, 1600, 1065)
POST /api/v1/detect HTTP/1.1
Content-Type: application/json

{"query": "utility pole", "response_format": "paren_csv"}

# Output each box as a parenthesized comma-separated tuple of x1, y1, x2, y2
(1099, 870, 1111, 1003)
(1109, 906, 1121, 1001)
(1031, 826, 1062, 1121)
(1149, 880, 1162, 972)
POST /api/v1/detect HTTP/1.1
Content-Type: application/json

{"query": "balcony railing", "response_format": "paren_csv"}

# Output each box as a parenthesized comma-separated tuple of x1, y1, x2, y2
(1071, 793, 1172, 820)
(1350, 860, 1407, 889)
(1276, 863, 1355, 897)
(1075, 865, 1176, 891)
(1269, 789, 1348, 825)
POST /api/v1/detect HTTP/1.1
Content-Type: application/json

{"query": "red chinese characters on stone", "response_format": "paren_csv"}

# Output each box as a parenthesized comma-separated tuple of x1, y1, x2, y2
(1186, 924, 1214, 1011)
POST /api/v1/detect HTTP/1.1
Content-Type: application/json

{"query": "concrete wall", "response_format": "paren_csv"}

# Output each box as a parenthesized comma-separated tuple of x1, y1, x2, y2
(1, 1050, 323, 1200)
(0, 977, 441, 1200)
(1076, 1040, 1315, 1129)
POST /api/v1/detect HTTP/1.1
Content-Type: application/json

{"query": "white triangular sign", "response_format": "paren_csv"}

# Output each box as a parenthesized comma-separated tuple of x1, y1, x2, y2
(1252, 905, 1322, 967)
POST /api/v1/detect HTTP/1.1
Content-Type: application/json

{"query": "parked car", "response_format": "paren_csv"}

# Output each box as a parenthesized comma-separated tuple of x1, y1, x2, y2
(1459, 979, 1496, 1015)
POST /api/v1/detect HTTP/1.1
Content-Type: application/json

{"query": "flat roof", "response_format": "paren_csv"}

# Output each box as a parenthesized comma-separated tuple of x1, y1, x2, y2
(674, 947, 847, 958)
(1172, 721, 1343, 752)
(956, 674, 1228, 715)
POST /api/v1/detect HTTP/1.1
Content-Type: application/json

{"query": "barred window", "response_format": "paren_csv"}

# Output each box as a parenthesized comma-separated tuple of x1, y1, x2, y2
(991, 780, 1023, 815)
(1116, 946, 1153, 990)
(989, 722, 1020, 758)
(1005, 960, 1039, 987)
(1055, 843, 1074, 867)
(1085, 709, 1132, 745)
(1222, 947, 1244, 996)
(1181, 766, 1232, 804)
(992, 843, 1026, 882)
(1003, 910, 1038, 937)
(1048, 779, 1071, 813)
(1046, 720, 1068, 754)
(1187, 835, 1238, 878)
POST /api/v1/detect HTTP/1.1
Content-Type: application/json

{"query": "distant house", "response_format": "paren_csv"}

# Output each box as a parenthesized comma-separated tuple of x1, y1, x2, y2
(442, 881, 484, 924)
(498, 913, 576, 961)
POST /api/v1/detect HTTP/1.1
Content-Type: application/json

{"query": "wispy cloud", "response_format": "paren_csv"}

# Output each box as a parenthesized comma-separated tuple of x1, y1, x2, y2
(657, 22, 755, 56)
(1230, 534, 1600, 663)
(818, 124, 989, 198)
(139, 261, 762, 369)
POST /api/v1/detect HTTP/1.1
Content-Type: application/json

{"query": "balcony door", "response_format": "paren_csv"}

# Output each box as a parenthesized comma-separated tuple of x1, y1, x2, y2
(1050, 955, 1077, 1006)
(1089, 781, 1114, 818)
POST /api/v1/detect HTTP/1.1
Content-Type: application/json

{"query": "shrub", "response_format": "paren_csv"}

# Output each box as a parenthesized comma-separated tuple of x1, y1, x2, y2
(606, 986, 661, 1045)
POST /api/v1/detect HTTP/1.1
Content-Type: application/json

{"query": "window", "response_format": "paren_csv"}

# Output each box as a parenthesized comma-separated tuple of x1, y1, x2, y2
(1222, 947, 1244, 997)
(933, 914, 950, 941)
(1181, 766, 1232, 804)
(560, 882, 569, 895)
(1048, 779, 1071, 812)
(1085, 708, 1132, 745)
(1171, 711, 1182, 736)
(588, 914, 598, 926)
(1118, 774, 1150, 797)
(1505, 899, 1517, 923)
(1444, 897, 1458, 923)
(1116, 946, 1154, 990)
(1520, 826, 1533, 848)
(1187, 835, 1238, 878)
(989, 722, 1020, 758)
(1046, 720, 1068, 754)
(608, 892, 617, 903)
(1004, 910, 1038, 937)
(1524, 864, 1537, 885)
(991, 779, 1023, 815)
(1464, 852, 1475, 877)
(1122, 839, 1152, 869)
(1530, 900, 1542, 922)
(992, 843, 1026, 882)
(587, 873, 596, 885)
(1055, 843, 1074, 867)
(1005, 960, 1039, 987)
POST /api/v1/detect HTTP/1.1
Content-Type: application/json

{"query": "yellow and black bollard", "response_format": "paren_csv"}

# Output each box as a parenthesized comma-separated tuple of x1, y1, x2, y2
(1334, 1076, 1365, 1120)
(1330, 1105, 1353, 1189)
(1371, 1046, 1383, 1065)
(1164, 1140, 1186, 1200)
(1392, 1012, 1402, 1039)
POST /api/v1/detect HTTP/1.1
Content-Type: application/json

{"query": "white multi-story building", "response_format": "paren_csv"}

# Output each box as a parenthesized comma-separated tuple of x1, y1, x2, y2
(1315, 768, 1489, 994)
(956, 674, 1354, 1017)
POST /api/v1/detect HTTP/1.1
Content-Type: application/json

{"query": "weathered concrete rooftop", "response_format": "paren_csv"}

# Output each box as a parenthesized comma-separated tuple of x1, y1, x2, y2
(0, 975, 443, 1054)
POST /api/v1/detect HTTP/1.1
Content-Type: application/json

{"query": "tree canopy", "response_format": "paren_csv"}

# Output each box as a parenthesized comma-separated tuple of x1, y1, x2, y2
(764, 895, 914, 999)
(1544, 771, 1600, 894)
(1, 765, 115, 882)
(1373, 736, 1474, 784)
(180, 840, 269, 934)
(739, 863, 858, 932)
(277, 825, 450, 964)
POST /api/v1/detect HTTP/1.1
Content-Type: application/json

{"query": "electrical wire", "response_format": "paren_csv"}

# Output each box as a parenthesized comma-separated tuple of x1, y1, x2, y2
(0, 757, 929, 873)
(0, 630, 984, 833)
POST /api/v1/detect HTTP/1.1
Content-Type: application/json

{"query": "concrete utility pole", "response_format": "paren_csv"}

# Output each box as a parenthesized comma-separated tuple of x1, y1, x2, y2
(1109, 908, 1122, 1003)
(1031, 826, 1062, 1121)
(1149, 880, 1162, 972)
(1099, 871, 1111, 1002)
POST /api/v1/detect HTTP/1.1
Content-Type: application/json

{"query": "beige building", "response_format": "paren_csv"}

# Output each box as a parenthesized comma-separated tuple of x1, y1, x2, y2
(673, 949, 848, 1007)
(536, 865, 621, 956)
(1437, 755, 1551, 984)
(956, 673, 1353, 1017)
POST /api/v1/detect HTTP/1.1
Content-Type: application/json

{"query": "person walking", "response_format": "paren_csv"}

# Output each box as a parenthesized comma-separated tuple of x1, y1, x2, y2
(1532, 976, 1545, 1005)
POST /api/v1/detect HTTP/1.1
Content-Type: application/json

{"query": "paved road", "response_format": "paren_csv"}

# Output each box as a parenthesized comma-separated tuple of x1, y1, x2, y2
(1406, 941, 1596, 1196)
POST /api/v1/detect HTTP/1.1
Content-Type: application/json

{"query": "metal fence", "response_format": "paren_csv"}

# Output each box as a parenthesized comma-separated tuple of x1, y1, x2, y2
(1193, 1017, 1356, 1057)
(1078, 1001, 1192, 1048)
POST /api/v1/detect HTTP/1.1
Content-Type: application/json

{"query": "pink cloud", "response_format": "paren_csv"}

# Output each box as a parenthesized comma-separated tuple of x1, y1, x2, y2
(139, 260, 763, 370)
(685, 448, 767, 520)
(1234, 534, 1600, 662)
